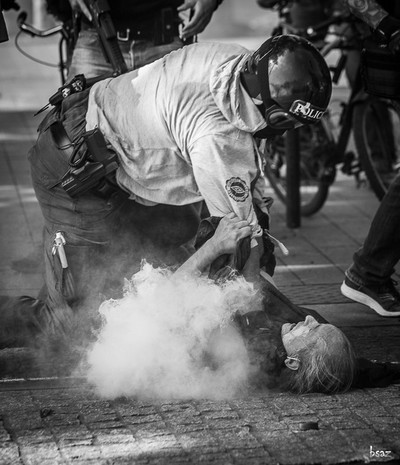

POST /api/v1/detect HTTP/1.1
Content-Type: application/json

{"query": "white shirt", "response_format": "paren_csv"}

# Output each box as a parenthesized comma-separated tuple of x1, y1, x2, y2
(85, 42, 268, 234)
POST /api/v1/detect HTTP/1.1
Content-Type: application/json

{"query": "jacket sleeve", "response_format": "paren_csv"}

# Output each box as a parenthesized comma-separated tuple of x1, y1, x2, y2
(189, 132, 260, 234)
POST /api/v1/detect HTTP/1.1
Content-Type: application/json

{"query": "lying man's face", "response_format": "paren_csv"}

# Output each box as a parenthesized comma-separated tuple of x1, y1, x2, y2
(281, 315, 341, 355)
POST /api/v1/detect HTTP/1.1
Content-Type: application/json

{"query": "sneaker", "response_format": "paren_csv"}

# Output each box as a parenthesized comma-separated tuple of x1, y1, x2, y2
(341, 277, 400, 317)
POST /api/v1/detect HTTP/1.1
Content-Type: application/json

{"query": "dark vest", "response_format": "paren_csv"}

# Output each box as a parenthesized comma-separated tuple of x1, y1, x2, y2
(111, 0, 183, 21)
(46, 0, 183, 23)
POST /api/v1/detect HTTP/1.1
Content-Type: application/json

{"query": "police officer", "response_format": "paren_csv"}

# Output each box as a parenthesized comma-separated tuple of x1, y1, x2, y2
(1, 35, 332, 347)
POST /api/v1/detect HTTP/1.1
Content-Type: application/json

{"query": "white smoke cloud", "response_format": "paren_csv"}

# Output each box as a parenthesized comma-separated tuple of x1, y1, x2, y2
(85, 262, 262, 400)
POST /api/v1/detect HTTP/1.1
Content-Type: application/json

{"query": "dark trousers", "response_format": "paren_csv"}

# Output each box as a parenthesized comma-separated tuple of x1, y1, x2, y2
(2, 90, 201, 347)
(348, 174, 400, 287)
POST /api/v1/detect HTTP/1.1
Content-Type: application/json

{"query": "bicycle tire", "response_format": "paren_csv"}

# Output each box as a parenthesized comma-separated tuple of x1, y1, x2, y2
(352, 97, 400, 200)
(262, 121, 336, 217)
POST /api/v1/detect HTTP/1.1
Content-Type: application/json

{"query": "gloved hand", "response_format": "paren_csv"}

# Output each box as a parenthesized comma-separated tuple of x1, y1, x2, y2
(377, 15, 400, 54)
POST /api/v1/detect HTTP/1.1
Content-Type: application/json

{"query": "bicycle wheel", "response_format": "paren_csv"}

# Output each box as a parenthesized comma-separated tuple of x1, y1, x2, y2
(353, 97, 400, 200)
(262, 121, 336, 217)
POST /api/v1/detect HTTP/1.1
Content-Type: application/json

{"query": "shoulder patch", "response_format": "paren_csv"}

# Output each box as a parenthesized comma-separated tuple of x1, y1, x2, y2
(225, 177, 250, 202)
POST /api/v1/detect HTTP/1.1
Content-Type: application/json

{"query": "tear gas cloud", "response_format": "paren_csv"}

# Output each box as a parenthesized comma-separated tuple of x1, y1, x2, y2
(85, 262, 262, 400)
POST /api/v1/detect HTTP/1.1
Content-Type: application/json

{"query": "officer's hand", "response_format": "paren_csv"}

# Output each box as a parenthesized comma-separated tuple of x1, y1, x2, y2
(68, 0, 92, 21)
(209, 212, 252, 256)
(178, 0, 218, 40)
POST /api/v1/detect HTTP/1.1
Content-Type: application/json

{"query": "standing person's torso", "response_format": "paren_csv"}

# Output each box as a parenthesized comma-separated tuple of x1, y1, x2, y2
(110, 0, 183, 19)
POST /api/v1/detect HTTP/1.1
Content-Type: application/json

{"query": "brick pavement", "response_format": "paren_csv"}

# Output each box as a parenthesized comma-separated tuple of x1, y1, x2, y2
(0, 380, 399, 465)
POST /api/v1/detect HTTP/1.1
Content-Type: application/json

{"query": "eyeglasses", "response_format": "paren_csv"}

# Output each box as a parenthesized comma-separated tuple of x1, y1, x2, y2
(266, 106, 304, 131)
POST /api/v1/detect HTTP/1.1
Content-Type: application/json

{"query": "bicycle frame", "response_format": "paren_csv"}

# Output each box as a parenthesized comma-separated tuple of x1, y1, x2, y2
(259, 2, 380, 217)
(322, 43, 363, 167)
(273, 4, 372, 181)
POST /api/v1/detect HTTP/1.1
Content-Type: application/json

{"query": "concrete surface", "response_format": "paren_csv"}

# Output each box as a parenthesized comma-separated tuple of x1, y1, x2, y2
(1, 3, 400, 464)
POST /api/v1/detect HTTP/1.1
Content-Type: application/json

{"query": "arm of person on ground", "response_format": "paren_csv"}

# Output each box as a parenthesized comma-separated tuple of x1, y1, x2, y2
(174, 212, 252, 277)
(189, 134, 263, 282)
(177, 0, 222, 40)
(241, 235, 263, 284)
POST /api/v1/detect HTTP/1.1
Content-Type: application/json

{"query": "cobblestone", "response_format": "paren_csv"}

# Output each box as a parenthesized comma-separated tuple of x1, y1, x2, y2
(2, 381, 399, 464)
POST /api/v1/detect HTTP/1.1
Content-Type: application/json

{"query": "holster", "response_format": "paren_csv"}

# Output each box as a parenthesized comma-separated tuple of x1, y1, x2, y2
(50, 121, 119, 198)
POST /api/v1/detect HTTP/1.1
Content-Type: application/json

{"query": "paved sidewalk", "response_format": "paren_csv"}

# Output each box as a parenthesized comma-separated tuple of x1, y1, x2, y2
(0, 379, 399, 465)
(1, 10, 400, 464)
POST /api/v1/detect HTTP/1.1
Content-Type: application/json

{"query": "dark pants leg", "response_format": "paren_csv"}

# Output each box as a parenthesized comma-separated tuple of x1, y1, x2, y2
(348, 174, 400, 287)
(1, 101, 201, 347)
(366, 101, 396, 169)
(1, 196, 200, 348)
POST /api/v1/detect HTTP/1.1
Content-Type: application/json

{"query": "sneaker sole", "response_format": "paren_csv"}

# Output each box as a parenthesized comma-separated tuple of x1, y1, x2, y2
(340, 282, 400, 317)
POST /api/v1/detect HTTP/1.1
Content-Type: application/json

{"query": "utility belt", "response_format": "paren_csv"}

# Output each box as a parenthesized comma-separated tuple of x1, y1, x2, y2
(38, 82, 120, 199)
(81, 7, 182, 45)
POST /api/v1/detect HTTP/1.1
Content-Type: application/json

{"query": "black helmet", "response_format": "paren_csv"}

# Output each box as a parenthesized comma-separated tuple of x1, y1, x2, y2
(248, 35, 332, 129)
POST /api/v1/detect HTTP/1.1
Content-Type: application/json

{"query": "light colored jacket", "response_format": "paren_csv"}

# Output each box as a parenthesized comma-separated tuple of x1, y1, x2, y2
(86, 42, 267, 232)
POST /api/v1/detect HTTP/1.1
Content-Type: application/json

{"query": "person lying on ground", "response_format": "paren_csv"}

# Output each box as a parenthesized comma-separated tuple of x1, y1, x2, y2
(178, 213, 400, 393)
(175, 213, 357, 394)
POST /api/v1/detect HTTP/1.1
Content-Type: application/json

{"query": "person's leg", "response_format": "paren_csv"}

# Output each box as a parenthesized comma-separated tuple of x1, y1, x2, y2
(350, 174, 400, 285)
(341, 174, 400, 316)
(2, 185, 201, 348)
(0, 96, 130, 348)
(68, 29, 113, 79)
(365, 101, 397, 172)
(68, 30, 184, 79)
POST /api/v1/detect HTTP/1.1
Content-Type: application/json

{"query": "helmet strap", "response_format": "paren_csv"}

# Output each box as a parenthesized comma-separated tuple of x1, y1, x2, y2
(252, 101, 286, 138)
(254, 46, 288, 122)
(256, 52, 273, 111)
